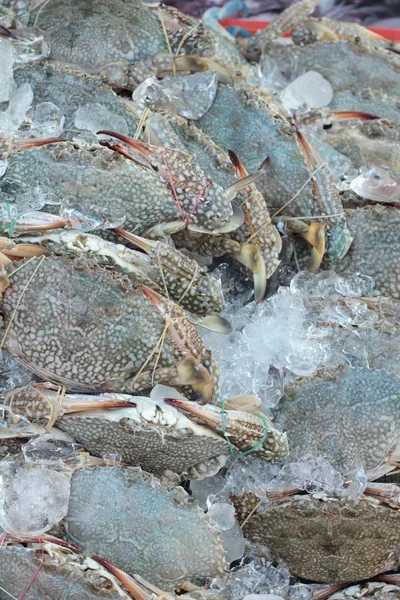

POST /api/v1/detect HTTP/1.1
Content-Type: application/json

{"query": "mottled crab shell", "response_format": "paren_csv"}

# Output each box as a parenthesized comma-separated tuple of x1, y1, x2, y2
(333, 206, 400, 299)
(55, 399, 230, 480)
(231, 492, 400, 583)
(330, 89, 400, 125)
(330, 580, 400, 600)
(29, 0, 166, 85)
(2, 140, 234, 236)
(13, 62, 139, 136)
(0, 543, 133, 599)
(63, 465, 227, 589)
(273, 365, 400, 475)
(263, 40, 400, 98)
(326, 119, 400, 172)
(1, 255, 214, 397)
(196, 85, 343, 228)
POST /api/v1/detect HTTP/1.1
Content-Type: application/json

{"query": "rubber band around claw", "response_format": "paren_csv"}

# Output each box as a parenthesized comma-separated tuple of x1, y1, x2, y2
(0, 202, 18, 237)
(220, 397, 269, 457)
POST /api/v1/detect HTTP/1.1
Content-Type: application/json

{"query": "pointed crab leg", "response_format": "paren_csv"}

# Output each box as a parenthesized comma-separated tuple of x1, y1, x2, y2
(140, 285, 214, 403)
(331, 111, 379, 121)
(227, 151, 270, 302)
(92, 556, 176, 600)
(164, 397, 289, 460)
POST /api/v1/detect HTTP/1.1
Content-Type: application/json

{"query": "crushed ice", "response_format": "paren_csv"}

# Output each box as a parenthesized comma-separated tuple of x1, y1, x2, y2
(132, 72, 218, 120)
(203, 269, 380, 410)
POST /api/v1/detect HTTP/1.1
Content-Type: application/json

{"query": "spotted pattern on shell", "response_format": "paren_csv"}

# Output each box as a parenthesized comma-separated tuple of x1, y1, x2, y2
(273, 365, 400, 473)
(63, 466, 227, 589)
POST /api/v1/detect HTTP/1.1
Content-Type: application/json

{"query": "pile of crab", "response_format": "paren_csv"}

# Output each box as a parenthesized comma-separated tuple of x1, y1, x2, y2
(0, 0, 398, 598)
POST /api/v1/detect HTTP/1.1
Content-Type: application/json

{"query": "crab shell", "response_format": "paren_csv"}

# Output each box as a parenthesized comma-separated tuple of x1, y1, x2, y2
(63, 464, 227, 590)
(331, 206, 400, 299)
(28, 0, 167, 89)
(0, 540, 135, 599)
(2, 138, 237, 238)
(325, 119, 400, 172)
(326, 579, 400, 600)
(273, 365, 400, 479)
(231, 489, 400, 583)
(195, 84, 351, 264)
(1, 255, 217, 402)
(13, 61, 139, 137)
(329, 89, 400, 125)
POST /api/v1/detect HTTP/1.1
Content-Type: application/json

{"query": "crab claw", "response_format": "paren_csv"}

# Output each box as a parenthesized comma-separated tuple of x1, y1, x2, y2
(234, 243, 267, 303)
(187, 204, 245, 235)
(225, 155, 270, 201)
(91, 556, 176, 600)
(113, 227, 156, 254)
(171, 54, 233, 85)
(97, 131, 151, 157)
(187, 313, 232, 335)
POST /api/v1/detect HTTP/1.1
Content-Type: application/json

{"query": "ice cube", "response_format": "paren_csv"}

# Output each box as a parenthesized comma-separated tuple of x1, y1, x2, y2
(12, 27, 50, 64)
(0, 159, 8, 178)
(23, 432, 81, 464)
(221, 520, 246, 564)
(244, 596, 285, 600)
(31, 102, 65, 138)
(132, 72, 218, 120)
(350, 166, 400, 204)
(0, 83, 33, 133)
(0, 459, 71, 535)
(0, 38, 14, 103)
(207, 495, 236, 530)
(60, 199, 126, 232)
(74, 103, 129, 135)
(0, 349, 34, 393)
(191, 473, 227, 509)
(281, 71, 333, 112)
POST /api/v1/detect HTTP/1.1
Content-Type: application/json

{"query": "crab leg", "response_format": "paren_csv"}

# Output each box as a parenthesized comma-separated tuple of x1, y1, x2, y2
(92, 556, 177, 600)
(164, 397, 289, 459)
(140, 285, 214, 402)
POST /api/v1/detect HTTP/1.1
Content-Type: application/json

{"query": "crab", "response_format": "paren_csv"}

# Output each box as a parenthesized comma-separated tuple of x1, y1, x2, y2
(13, 62, 139, 138)
(0, 535, 225, 599)
(0, 252, 219, 401)
(273, 365, 400, 480)
(13, 227, 226, 319)
(331, 206, 400, 299)
(262, 40, 400, 100)
(1, 382, 289, 480)
(63, 462, 227, 589)
(324, 118, 400, 172)
(231, 481, 400, 583)
(329, 90, 400, 125)
(1, 135, 244, 239)
(145, 114, 281, 301)
(195, 84, 351, 267)
(0, 536, 140, 599)
(22, 0, 246, 91)
(27, 0, 167, 89)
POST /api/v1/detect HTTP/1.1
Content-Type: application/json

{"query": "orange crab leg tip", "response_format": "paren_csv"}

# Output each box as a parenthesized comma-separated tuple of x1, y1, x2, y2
(15, 137, 66, 151)
(234, 244, 267, 303)
(91, 556, 151, 600)
(332, 111, 379, 121)
(113, 227, 155, 253)
(140, 284, 165, 306)
(97, 131, 151, 156)
(64, 399, 137, 414)
(302, 223, 325, 272)
(175, 356, 213, 404)
(228, 149, 249, 179)
(173, 55, 233, 85)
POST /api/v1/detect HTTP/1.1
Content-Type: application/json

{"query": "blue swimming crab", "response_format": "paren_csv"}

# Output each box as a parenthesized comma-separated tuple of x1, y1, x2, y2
(1, 134, 244, 238)
(0, 251, 218, 402)
(195, 84, 351, 268)
(0, 453, 228, 590)
(1, 382, 289, 480)
(231, 481, 400, 584)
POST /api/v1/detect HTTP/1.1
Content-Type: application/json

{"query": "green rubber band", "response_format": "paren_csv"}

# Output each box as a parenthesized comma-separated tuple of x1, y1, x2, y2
(220, 397, 269, 458)
(0, 203, 17, 237)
